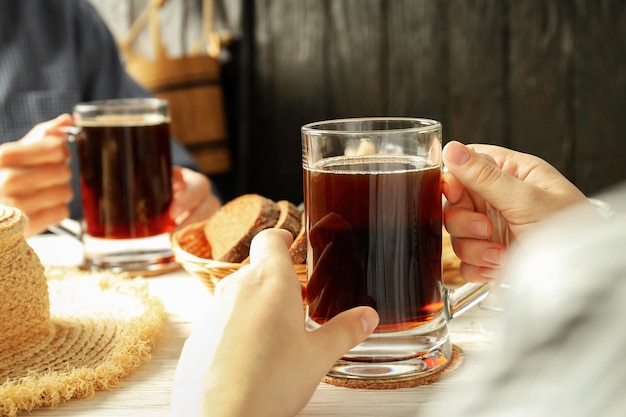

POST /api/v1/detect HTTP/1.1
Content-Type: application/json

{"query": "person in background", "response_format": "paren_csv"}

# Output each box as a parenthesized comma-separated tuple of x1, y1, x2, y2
(169, 141, 625, 417)
(0, 0, 221, 237)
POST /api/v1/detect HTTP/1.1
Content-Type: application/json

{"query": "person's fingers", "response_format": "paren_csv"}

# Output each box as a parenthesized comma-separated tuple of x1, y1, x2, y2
(169, 167, 192, 220)
(171, 166, 185, 190)
(23, 204, 72, 238)
(21, 114, 73, 144)
(0, 163, 72, 195)
(441, 171, 464, 204)
(443, 205, 492, 239)
(169, 167, 221, 227)
(0, 117, 72, 167)
(459, 262, 501, 283)
(442, 168, 494, 219)
(2, 183, 73, 215)
(215, 229, 298, 300)
(451, 236, 507, 269)
(172, 194, 220, 230)
(443, 141, 520, 212)
(248, 228, 294, 267)
(0, 139, 70, 167)
(308, 306, 379, 364)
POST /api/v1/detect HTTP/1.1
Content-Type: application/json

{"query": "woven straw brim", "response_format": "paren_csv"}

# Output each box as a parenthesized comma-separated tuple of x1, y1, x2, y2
(172, 220, 307, 293)
(0, 267, 166, 417)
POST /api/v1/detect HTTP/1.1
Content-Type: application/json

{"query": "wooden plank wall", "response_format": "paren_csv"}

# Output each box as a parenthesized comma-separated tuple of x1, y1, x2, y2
(229, 0, 626, 205)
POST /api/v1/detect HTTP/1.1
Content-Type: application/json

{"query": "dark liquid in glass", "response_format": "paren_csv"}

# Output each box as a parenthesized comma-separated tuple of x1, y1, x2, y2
(305, 156, 442, 332)
(76, 118, 174, 239)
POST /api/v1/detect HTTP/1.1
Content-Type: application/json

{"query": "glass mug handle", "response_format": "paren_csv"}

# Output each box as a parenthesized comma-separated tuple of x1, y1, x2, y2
(57, 125, 80, 141)
(46, 126, 84, 241)
(48, 218, 84, 241)
(443, 203, 510, 320)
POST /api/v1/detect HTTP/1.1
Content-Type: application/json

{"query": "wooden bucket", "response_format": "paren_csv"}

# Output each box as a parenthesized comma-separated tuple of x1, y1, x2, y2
(118, 0, 231, 176)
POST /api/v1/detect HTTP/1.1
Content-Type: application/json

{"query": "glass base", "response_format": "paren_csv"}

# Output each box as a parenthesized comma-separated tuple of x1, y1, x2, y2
(82, 233, 176, 274)
(308, 313, 452, 380)
(328, 346, 451, 379)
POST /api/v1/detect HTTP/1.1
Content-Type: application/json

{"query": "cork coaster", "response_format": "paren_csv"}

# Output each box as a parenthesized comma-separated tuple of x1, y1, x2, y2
(322, 344, 465, 390)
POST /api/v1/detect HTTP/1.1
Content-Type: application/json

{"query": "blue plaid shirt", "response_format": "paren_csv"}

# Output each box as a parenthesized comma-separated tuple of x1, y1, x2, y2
(0, 0, 201, 219)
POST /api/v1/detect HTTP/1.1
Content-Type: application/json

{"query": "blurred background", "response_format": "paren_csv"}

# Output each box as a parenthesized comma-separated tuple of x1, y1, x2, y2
(91, 0, 626, 205)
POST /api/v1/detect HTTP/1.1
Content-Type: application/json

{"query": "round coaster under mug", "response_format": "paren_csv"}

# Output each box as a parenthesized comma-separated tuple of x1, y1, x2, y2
(322, 344, 465, 390)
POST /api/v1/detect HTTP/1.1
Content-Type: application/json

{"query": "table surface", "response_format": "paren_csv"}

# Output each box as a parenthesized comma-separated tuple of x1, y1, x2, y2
(24, 234, 501, 417)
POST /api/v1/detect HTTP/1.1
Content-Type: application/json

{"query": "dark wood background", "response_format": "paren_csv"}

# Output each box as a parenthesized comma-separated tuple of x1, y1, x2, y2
(214, 0, 626, 205)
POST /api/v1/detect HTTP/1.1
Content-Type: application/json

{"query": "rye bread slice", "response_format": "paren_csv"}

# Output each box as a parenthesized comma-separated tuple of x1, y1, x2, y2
(274, 200, 302, 239)
(289, 210, 307, 264)
(204, 194, 281, 263)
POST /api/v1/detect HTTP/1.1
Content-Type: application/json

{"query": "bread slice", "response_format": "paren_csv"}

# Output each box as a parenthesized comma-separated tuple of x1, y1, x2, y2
(204, 194, 281, 263)
(274, 200, 302, 239)
(289, 210, 307, 264)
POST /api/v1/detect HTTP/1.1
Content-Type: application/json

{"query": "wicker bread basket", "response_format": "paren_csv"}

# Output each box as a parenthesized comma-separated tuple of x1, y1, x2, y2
(172, 220, 307, 293)
(173, 219, 463, 294)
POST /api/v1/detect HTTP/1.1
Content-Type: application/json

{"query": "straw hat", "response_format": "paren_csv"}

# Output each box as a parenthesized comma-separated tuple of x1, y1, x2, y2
(0, 205, 166, 417)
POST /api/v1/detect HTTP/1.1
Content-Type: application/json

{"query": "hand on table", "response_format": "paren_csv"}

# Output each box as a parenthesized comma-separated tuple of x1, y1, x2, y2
(170, 228, 379, 417)
(169, 166, 221, 229)
(0, 114, 73, 237)
(442, 141, 588, 282)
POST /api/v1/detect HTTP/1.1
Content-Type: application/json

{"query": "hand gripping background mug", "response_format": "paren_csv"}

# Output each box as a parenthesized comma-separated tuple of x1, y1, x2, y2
(302, 117, 491, 380)
(57, 98, 176, 273)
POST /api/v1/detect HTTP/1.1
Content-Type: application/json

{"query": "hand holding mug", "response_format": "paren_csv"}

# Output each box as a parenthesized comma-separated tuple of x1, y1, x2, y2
(442, 141, 588, 282)
(170, 228, 378, 417)
(0, 114, 73, 237)
(169, 166, 222, 230)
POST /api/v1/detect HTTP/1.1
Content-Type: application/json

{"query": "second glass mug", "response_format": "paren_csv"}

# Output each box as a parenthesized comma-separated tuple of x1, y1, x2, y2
(54, 98, 176, 274)
(301, 117, 491, 380)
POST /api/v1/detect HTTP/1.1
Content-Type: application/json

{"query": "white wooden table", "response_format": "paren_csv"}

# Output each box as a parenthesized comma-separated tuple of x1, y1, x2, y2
(24, 234, 501, 417)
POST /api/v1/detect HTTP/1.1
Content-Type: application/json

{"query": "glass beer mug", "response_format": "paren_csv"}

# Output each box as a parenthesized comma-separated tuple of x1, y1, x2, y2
(302, 117, 495, 380)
